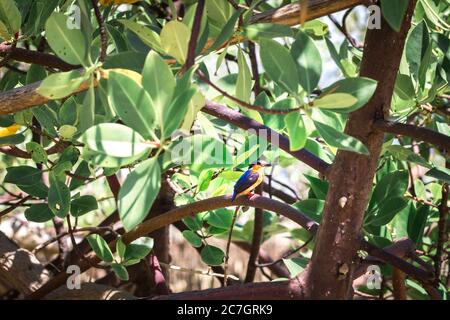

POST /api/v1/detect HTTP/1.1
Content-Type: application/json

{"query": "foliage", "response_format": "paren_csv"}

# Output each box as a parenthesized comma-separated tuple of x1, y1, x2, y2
(0, 0, 449, 300)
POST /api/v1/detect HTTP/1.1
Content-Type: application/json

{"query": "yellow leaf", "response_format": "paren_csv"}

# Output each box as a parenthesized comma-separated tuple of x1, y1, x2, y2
(0, 124, 20, 137)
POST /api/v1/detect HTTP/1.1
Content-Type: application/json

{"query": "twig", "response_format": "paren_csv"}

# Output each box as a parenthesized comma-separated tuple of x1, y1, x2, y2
(184, 0, 205, 71)
(91, 0, 108, 62)
(197, 71, 302, 114)
(256, 235, 314, 268)
(203, 100, 331, 176)
(223, 206, 239, 286)
(244, 185, 263, 282)
(0, 195, 32, 218)
(328, 11, 363, 49)
(32, 226, 116, 254)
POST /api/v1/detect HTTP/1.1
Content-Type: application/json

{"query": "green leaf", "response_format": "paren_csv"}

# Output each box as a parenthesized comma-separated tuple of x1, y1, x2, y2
(243, 23, 293, 41)
(182, 230, 203, 248)
(69, 161, 91, 190)
(196, 169, 214, 193)
(259, 38, 299, 94)
(205, 0, 233, 25)
(87, 234, 114, 263)
(200, 245, 224, 266)
(284, 112, 307, 151)
(313, 93, 358, 110)
(118, 19, 163, 53)
(0, 0, 21, 37)
(313, 121, 369, 155)
(290, 31, 322, 94)
(78, 84, 95, 133)
(118, 158, 161, 231)
(24, 204, 55, 223)
(304, 174, 328, 200)
(425, 167, 450, 184)
(71, 195, 98, 217)
(180, 91, 205, 132)
(48, 173, 71, 218)
(142, 51, 176, 112)
(79, 123, 152, 168)
(283, 257, 308, 277)
(207, 209, 234, 229)
(116, 238, 126, 259)
(183, 214, 203, 232)
(366, 197, 409, 227)
(19, 183, 49, 199)
(59, 97, 80, 126)
(160, 21, 190, 64)
(405, 21, 430, 80)
(4, 166, 43, 186)
(321, 78, 378, 113)
(236, 49, 252, 103)
(0, 133, 25, 145)
(208, 9, 243, 52)
(408, 204, 431, 245)
(380, 0, 409, 32)
(37, 70, 88, 100)
(294, 199, 325, 223)
(124, 237, 154, 260)
(111, 263, 129, 281)
(302, 20, 329, 38)
(45, 12, 88, 65)
(169, 135, 233, 172)
(369, 170, 409, 211)
(25, 142, 48, 164)
(162, 86, 196, 139)
(107, 70, 156, 139)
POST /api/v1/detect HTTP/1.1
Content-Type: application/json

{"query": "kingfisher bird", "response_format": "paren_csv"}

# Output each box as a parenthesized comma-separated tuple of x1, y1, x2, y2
(231, 161, 267, 202)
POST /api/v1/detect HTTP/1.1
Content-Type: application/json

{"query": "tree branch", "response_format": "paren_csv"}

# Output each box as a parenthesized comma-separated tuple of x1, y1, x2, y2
(184, 0, 205, 70)
(374, 119, 450, 151)
(202, 100, 331, 176)
(91, 0, 108, 62)
(0, 43, 79, 71)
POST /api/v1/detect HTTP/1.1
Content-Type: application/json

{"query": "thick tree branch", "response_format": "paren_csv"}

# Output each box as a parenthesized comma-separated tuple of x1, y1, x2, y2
(374, 120, 450, 151)
(0, 43, 79, 71)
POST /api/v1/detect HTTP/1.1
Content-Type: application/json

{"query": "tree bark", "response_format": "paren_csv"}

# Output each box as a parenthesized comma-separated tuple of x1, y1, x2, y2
(305, 0, 417, 299)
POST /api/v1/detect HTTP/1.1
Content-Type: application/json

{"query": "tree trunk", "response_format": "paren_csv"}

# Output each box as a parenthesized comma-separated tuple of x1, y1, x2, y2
(306, 0, 417, 299)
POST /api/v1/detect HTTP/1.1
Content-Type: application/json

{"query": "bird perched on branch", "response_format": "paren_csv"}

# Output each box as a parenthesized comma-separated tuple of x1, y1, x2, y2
(231, 161, 268, 202)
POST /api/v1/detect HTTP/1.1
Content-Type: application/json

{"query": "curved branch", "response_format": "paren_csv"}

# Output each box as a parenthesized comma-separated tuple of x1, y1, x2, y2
(27, 192, 437, 299)
(374, 120, 450, 151)
(26, 195, 318, 299)
(203, 100, 331, 175)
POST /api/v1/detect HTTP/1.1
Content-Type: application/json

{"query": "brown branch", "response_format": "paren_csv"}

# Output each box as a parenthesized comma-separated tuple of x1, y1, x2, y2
(154, 279, 306, 300)
(245, 185, 263, 283)
(0, 195, 32, 218)
(374, 119, 450, 151)
(106, 174, 120, 201)
(0, 231, 50, 295)
(203, 100, 331, 176)
(27, 193, 435, 300)
(0, 43, 79, 71)
(184, 0, 205, 71)
(26, 194, 318, 299)
(328, 13, 363, 49)
(434, 182, 449, 285)
(197, 71, 301, 114)
(224, 206, 239, 286)
(91, 0, 108, 62)
(392, 267, 407, 300)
